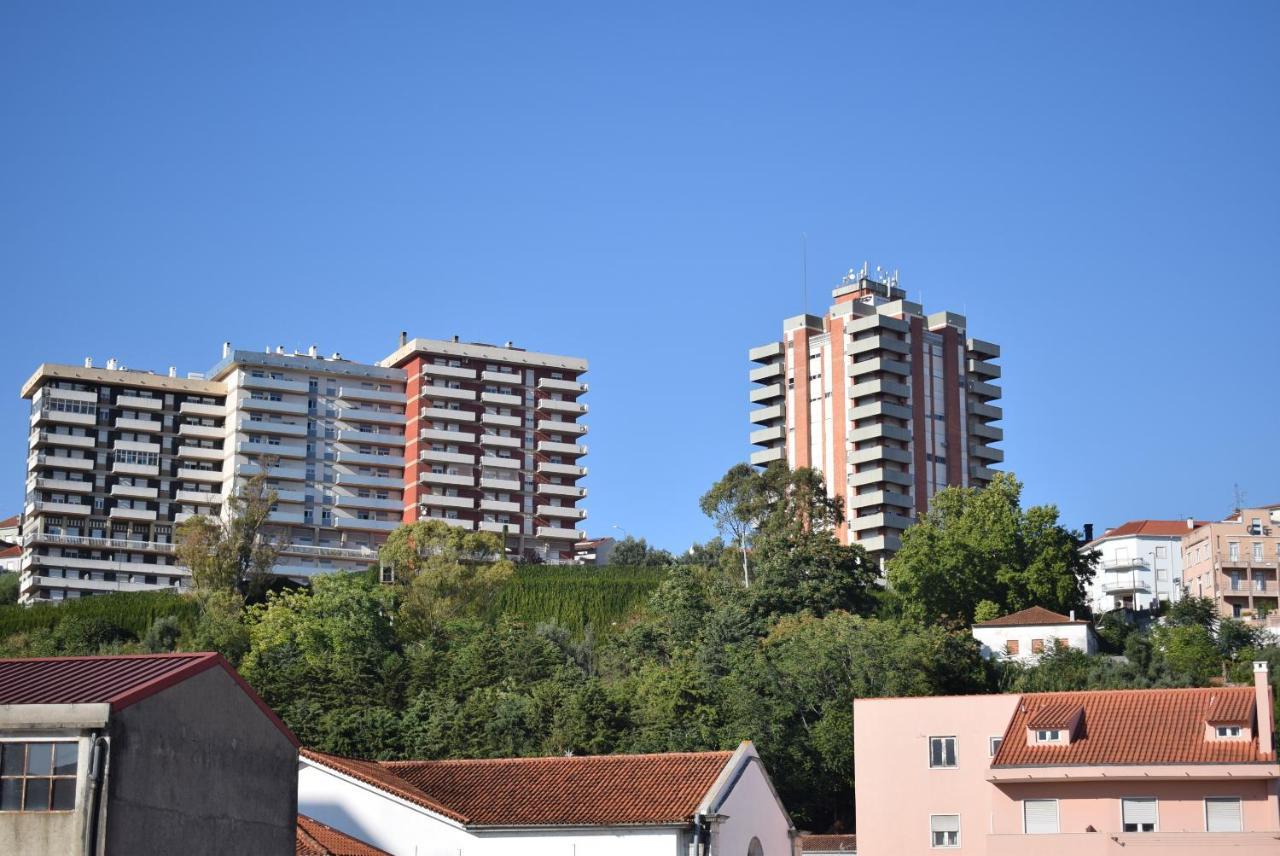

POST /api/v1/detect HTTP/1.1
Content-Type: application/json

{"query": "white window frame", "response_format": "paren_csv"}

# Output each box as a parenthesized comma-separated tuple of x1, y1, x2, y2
(1120, 796, 1158, 833)
(1204, 796, 1242, 833)
(989, 736, 1003, 756)
(1215, 725, 1242, 739)
(928, 813, 960, 848)
(1035, 729, 1063, 743)
(928, 736, 957, 769)
(1023, 799, 1060, 834)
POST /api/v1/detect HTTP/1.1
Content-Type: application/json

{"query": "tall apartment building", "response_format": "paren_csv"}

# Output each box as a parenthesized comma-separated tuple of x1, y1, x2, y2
(382, 336, 589, 562)
(748, 266, 1003, 560)
(1183, 505, 1280, 623)
(18, 337, 588, 603)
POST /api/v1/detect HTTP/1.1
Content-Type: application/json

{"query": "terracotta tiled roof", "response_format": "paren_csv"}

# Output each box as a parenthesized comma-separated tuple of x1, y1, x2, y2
(993, 686, 1272, 767)
(0, 546, 20, 559)
(799, 833, 857, 852)
(296, 815, 391, 856)
(303, 747, 736, 827)
(1095, 520, 1205, 541)
(1026, 701, 1083, 729)
(0, 515, 18, 529)
(973, 606, 1085, 627)
(0, 652, 298, 746)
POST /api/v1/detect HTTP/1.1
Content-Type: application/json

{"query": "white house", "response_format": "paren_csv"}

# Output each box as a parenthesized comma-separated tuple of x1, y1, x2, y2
(298, 741, 795, 856)
(971, 606, 1098, 663)
(1081, 519, 1197, 614)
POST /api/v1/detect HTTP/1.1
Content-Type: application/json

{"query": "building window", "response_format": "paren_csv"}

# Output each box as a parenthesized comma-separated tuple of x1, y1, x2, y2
(1205, 797, 1242, 832)
(1035, 729, 1062, 743)
(929, 814, 959, 848)
(1215, 725, 1242, 738)
(989, 737, 1003, 756)
(1031, 638, 1045, 654)
(747, 837, 764, 856)
(1253, 543, 1263, 562)
(1005, 639, 1020, 655)
(1229, 542, 1240, 561)
(1122, 798, 1157, 832)
(0, 741, 78, 812)
(928, 736, 957, 768)
(1023, 799, 1059, 834)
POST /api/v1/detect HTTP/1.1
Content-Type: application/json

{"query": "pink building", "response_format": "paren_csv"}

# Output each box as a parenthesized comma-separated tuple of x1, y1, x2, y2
(854, 663, 1279, 855)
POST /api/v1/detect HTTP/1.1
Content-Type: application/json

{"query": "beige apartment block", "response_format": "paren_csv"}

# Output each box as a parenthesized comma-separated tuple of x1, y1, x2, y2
(1182, 506, 1280, 623)
(749, 265, 1002, 562)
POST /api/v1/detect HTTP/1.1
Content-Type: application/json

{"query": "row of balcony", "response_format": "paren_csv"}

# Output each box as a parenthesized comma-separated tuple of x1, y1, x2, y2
(416, 517, 585, 540)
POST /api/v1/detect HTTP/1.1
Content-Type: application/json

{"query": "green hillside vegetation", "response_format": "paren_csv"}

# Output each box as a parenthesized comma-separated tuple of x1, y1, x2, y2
(490, 564, 666, 634)
(0, 589, 199, 655)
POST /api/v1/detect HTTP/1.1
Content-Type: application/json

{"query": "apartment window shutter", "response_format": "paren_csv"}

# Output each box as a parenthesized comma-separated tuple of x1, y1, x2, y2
(1205, 798, 1242, 832)
(1023, 799, 1059, 834)
(1122, 798, 1157, 831)
(929, 814, 960, 847)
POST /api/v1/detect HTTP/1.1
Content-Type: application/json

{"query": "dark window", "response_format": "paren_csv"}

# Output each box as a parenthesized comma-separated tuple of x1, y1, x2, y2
(0, 742, 78, 812)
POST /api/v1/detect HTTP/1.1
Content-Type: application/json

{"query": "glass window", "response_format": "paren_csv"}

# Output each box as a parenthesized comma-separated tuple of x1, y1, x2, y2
(1036, 729, 1062, 743)
(1023, 799, 1059, 834)
(1122, 797, 1157, 832)
(0, 741, 78, 812)
(929, 814, 959, 848)
(989, 737, 1003, 756)
(929, 736, 957, 768)
(1216, 725, 1242, 738)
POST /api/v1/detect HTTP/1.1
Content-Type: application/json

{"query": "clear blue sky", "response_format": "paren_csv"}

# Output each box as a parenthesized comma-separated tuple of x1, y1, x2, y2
(3, 2, 1278, 551)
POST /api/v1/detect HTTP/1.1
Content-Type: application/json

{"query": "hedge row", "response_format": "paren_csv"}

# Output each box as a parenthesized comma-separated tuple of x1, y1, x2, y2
(0, 590, 200, 639)
(492, 565, 667, 635)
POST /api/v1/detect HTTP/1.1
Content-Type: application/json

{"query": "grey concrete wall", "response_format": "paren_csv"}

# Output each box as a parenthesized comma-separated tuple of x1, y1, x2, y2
(103, 666, 297, 856)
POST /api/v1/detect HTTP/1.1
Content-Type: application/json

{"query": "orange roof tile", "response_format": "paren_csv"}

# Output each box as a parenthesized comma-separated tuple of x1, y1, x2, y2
(303, 747, 736, 827)
(973, 606, 1085, 627)
(1026, 701, 1083, 729)
(1095, 520, 1206, 541)
(0, 515, 17, 529)
(296, 815, 391, 856)
(799, 833, 857, 852)
(993, 686, 1271, 767)
(0, 546, 20, 559)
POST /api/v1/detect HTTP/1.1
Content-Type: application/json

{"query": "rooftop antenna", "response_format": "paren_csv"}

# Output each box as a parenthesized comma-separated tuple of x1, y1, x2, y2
(801, 233, 808, 316)
(1233, 483, 1247, 513)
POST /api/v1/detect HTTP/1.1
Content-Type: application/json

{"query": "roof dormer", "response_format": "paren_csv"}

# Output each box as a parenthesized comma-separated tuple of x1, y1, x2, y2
(1024, 702, 1084, 747)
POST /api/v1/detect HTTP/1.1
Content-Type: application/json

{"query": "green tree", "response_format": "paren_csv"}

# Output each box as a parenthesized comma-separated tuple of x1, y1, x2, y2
(886, 473, 1095, 624)
(608, 536, 675, 567)
(174, 468, 280, 595)
(700, 463, 765, 585)
(1164, 596, 1217, 629)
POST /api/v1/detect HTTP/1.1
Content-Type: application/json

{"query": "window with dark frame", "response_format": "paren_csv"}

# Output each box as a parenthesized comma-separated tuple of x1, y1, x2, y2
(0, 741, 78, 812)
(929, 736, 957, 768)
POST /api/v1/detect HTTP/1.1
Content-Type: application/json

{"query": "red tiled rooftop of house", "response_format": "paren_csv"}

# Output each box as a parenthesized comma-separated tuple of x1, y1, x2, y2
(303, 746, 737, 827)
(0, 515, 18, 530)
(993, 686, 1271, 767)
(973, 606, 1085, 627)
(296, 815, 391, 856)
(0, 545, 20, 559)
(1094, 519, 1206, 541)
(799, 833, 858, 852)
(1026, 701, 1083, 729)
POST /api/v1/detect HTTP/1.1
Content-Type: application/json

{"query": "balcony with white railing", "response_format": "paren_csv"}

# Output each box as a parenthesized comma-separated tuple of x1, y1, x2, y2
(537, 419, 587, 436)
(479, 476, 521, 490)
(480, 456, 520, 470)
(420, 450, 475, 466)
(333, 515, 401, 532)
(116, 394, 163, 411)
(266, 510, 306, 525)
(240, 396, 308, 416)
(235, 462, 307, 481)
(26, 532, 176, 553)
(337, 408, 405, 426)
(112, 460, 160, 477)
(421, 385, 476, 402)
(420, 517, 474, 531)
(178, 445, 223, 462)
(335, 494, 402, 512)
(115, 416, 160, 433)
(175, 489, 220, 505)
(480, 412, 521, 428)
(480, 434, 522, 449)
(237, 440, 306, 459)
(27, 574, 185, 595)
(32, 407, 96, 428)
(480, 391, 522, 407)
(479, 499, 520, 514)
(334, 450, 400, 468)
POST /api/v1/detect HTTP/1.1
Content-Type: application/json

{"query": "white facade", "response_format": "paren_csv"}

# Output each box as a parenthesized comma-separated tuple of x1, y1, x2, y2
(297, 743, 794, 856)
(1083, 529, 1188, 614)
(972, 619, 1097, 664)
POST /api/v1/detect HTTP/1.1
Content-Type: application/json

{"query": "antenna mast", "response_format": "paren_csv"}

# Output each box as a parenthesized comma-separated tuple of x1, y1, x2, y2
(801, 233, 808, 316)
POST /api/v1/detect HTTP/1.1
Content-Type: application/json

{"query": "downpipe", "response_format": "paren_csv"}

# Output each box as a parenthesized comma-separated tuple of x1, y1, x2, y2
(82, 734, 109, 856)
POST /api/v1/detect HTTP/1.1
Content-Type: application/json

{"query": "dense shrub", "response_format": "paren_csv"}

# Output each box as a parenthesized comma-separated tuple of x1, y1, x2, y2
(491, 565, 667, 635)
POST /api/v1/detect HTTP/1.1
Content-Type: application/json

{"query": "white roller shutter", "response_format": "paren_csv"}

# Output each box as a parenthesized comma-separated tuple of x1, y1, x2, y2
(1024, 799, 1059, 834)
(1205, 797, 1242, 832)
(1122, 798, 1157, 830)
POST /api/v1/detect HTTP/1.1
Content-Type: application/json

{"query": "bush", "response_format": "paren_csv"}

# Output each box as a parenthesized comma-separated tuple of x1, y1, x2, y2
(0, 591, 199, 650)
(491, 565, 667, 636)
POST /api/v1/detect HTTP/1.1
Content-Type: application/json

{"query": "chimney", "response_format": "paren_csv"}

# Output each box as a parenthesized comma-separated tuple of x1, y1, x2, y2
(452, 335, 459, 343)
(106, 358, 117, 371)
(504, 340, 513, 349)
(399, 331, 407, 347)
(1187, 517, 1195, 530)
(222, 341, 231, 358)
(276, 345, 284, 355)
(84, 357, 93, 369)
(1070, 610, 1076, 621)
(1255, 661, 1273, 754)
(168, 366, 176, 378)
(308, 345, 318, 358)
(1083, 523, 1094, 542)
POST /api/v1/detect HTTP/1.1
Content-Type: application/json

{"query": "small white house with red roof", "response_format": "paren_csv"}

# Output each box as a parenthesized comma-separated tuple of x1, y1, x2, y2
(297, 740, 795, 856)
(1082, 518, 1202, 614)
(971, 606, 1098, 663)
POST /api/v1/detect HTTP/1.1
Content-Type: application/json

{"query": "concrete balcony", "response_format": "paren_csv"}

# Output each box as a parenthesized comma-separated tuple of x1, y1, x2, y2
(36, 477, 94, 494)
(338, 386, 406, 405)
(175, 489, 219, 504)
(849, 423, 911, 444)
(112, 461, 160, 477)
(114, 439, 160, 455)
(32, 431, 95, 449)
(536, 525, 584, 541)
(480, 455, 521, 470)
(970, 421, 1004, 441)
(480, 499, 520, 513)
(537, 462, 586, 478)
(749, 404, 784, 425)
(422, 407, 475, 423)
(336, 429, 405, 447)
(36, 455, 95, 471)
(421, 363, 476, 380)
(847, 313, 909, 335)
(537, 419, 587, 436)
(420, 516, 474, 531)
(420, 427, 477, 444)
(28, 501, 92, 517)
(749, 383, 784, 404)
(481, 370, 522, 385)
(177, 467, 223, 483)
(237, 419, 305, 437)
(849, 467, 913, 488)
(115, 416, 160, 433)
(337, 472, 404, 490)
(27, 532, 176, 554)
(848, 490, 913, 511)
(751, 426, 785, 446)
(420, 471, 473, 487)
(479, 476, 521, 491)
(109, 506, 157, 522)
(749, 342, 784, 362)
(335, 495, 402, 512)
(858, 533, 902, 553)
(968, 379, 1001, 399)
(537, 483, 586, 499)
(179, 401, 223, 418)
(967, 338, 1000, 359)
(970, 464, 997, 482)
(849, 445, 911, 463)
(419, 494, 474, 510)
(971, 444, 1004, 462)
(967, 358, 1001, 379)
(480, 412, 521, 428)
(848, 356, 910, 377)
(848, 511, 915, 533)
(240, 373, 309, 394)
(480, 434, 522, 449)
(536, 441, 585, 457)
(749, 363, 783, 383)
(235, 463, 307, 481)
(178, 422, 223, 440)
(237, 440, 306, 459)
(538, 505, 586, 520)
(241, 397, 308, 416)
(848, 334, 910, 357)
(112, 483, 159, 500)
(849, 378, 910, 400)
(334, 450, 400, 467)
(26, 574, 183, 595)
(481, 391, 521, 407)
(27, 553, 181, 576)
(266, 510, 306, 525)
(1102, 579, 1151, 594)
(851, 401, 912, 421)
(537, 378, 587, 395)
(338, 408, 405, 426)
(537, 399, 587, 416)
(423, 385, 476, 402)
(35, 408, 96, 427)
(116, 395, 163, 411)
(477, 520, 517, 534)
(420, 450, 475, 466)
(272, 489, 307, 504)
(750, 447, 785, 466)
(970, 401, 1003, 421)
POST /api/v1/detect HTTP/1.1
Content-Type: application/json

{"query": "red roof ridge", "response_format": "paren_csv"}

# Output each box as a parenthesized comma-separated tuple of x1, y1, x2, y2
(973, 606, 1085, 627)
(296, 814, 392, 856)
(381, 748, 736, 768)
(300, 749, 470, 823)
